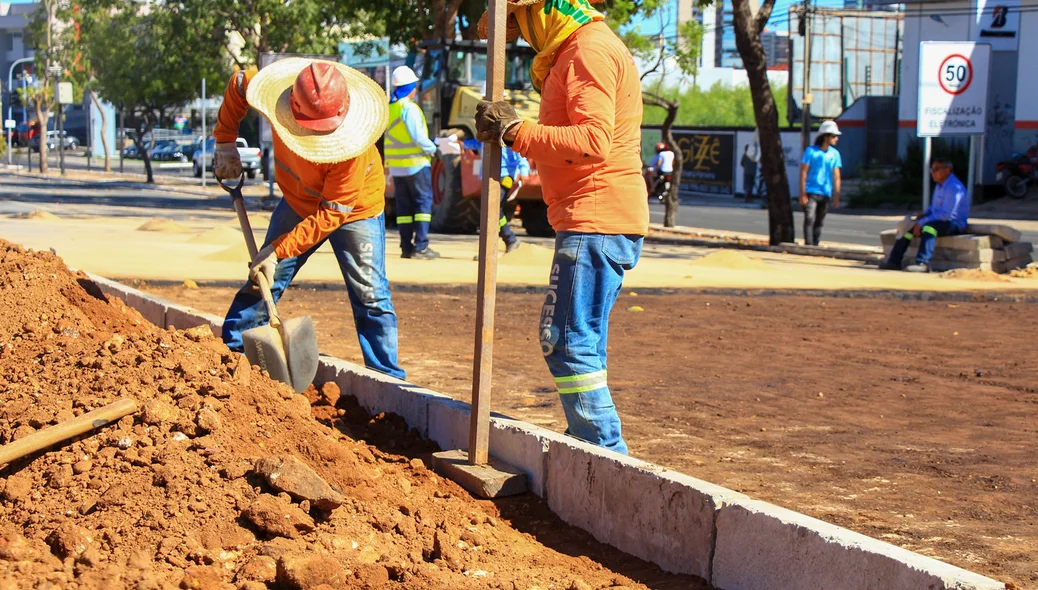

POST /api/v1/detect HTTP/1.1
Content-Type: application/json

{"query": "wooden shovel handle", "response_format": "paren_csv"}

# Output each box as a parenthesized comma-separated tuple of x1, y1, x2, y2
(0, 398, 138, 467)
(231, 192, 259, 259)
(229, 186, 281, 329)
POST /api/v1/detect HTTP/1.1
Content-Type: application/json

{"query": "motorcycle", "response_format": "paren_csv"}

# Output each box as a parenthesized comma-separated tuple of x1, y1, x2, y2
(643, 168, 673, 202)
(995, 144, 1038, 199)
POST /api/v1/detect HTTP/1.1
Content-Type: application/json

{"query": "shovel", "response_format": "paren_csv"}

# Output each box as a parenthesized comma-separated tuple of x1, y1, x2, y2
(220, 175, 319, 393)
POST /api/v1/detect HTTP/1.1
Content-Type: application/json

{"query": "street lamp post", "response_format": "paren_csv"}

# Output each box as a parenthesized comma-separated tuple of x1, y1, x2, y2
(7, 57, 33, 168)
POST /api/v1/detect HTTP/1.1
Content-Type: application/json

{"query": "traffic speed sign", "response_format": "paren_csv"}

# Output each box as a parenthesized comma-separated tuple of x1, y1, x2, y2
(917, 42, 990, 137)
(938, 54, 973, 95)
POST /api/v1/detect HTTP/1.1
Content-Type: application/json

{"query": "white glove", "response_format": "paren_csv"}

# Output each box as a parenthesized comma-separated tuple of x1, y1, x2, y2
(214, 142, 242, 180)
(249, 244, 277, 287)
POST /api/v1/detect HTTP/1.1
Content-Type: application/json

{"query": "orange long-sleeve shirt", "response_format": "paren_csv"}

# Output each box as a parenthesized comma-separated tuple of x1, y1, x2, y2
(213, 70, 385, 259)
(512, 22, 648, 236)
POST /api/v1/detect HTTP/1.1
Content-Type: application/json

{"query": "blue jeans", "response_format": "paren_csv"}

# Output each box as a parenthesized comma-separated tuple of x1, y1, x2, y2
(886, 220, 962, 266)
(539, 232, 643, 455)
(393, 167, 433, 254)
(222, 200, 405, 380)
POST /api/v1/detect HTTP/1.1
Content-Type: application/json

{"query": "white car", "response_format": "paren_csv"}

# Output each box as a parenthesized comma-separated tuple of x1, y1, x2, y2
(193, 137, 262, 179)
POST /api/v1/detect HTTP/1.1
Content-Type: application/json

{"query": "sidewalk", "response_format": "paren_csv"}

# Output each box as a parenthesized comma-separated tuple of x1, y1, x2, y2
(1, 162, 282, 199)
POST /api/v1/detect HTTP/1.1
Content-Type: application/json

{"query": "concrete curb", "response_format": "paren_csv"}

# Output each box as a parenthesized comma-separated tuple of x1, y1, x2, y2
(648, 224, 884, 264)
(84, 272, 1006, 590)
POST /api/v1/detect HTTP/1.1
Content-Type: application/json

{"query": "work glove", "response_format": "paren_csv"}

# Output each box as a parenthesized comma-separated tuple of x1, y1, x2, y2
(214, 142, 242, 180)
(500, 176, 513, 190)
(475, 101, 522, 146)
(249, 244, 278, 288)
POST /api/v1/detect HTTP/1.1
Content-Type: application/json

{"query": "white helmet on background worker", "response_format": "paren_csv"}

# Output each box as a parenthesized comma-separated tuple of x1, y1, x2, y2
(391, 66, 419, 88)
(818, 120, 841, 136)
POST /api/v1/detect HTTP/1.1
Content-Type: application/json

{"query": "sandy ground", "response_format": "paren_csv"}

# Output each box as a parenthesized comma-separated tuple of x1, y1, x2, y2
(4, 207, 1038, 294)
(143, 284, 1038, 588)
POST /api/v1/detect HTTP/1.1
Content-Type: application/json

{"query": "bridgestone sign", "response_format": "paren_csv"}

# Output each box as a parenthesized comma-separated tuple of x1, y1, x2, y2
(917, 42, 990, 137)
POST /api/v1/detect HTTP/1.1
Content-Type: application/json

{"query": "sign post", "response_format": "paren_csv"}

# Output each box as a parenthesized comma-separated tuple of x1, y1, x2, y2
(916, 42, 990, 209)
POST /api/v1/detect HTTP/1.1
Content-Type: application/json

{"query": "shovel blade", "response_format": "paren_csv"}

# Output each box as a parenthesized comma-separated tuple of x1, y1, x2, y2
(242, 324, 292, 388)
(281, 315, 319, 394)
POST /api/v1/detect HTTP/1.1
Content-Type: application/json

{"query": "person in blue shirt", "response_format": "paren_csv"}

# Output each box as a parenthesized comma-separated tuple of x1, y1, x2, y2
(881, 158, 971, 273)
(799, 120, 842, 246)
(497, 146, 529, 253)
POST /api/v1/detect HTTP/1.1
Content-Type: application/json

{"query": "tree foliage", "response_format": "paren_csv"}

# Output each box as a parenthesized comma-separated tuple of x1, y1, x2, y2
(78, 0, 228, 182)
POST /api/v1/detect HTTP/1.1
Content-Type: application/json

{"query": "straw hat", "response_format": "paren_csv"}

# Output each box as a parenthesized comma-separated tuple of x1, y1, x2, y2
(477, 0, 605, 40)
(247, 57, 389, 164)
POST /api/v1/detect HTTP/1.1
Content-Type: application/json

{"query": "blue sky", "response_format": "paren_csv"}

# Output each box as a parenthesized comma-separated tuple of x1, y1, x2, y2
(624, 0, 847, 38)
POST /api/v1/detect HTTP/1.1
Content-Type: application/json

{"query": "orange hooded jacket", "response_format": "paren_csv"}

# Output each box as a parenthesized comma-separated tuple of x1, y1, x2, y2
(511, 22, 649, 236)
(213, 69, 385, 260)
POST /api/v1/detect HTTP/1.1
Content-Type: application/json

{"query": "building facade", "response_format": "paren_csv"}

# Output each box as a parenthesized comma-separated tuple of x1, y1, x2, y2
(895, 0, 1033, 184)
(0, 1, 38, 124)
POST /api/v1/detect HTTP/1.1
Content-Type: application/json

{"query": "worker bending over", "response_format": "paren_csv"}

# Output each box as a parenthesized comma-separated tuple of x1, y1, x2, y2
(213, 59, 405, 379)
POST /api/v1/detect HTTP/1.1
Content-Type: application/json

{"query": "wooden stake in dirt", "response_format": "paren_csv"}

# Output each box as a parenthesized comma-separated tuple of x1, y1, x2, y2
(432, 0, 527, 498)
(0, 398, 138, 467)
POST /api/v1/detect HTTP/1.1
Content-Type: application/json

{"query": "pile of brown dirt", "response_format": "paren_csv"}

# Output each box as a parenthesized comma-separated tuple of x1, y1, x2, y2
(137, 218, 192, 233)
(11, 210, 59, 221)
(194, 226, 246, 245)
(688, 250, 772, 271)
(937, 268, 1011, 282)
(0, 240, 702, 589)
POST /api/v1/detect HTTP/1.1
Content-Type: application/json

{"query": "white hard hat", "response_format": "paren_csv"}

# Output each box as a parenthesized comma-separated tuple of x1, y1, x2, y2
(818, 120, 841, 136)
(391, 66, 419, 88)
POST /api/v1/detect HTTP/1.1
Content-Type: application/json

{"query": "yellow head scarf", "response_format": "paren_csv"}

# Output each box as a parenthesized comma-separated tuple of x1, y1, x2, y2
(515, 0, 604, 90)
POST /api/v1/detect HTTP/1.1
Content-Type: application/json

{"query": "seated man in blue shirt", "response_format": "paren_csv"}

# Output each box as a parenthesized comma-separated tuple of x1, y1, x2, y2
(881, 158, 971, 273)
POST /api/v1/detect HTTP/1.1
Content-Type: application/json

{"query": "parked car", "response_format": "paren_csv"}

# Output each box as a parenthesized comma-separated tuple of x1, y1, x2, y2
(149, 140, 178, 161)
(29, 130, 79, 152)
(193, 137, 261, 179)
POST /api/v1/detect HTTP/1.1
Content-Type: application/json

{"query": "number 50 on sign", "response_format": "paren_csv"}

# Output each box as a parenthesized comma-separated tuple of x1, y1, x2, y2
(917, 42, 990, 137)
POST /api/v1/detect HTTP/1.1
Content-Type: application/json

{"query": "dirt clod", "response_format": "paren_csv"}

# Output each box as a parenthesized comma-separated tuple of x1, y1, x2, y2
(241, 495, 315, 539)
(276, 553, 347, 589)
(252, 455, 344, 511)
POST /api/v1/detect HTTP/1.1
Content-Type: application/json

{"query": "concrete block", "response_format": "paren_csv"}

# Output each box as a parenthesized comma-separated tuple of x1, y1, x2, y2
(547, 438, 746, 579)
(879, 231, 1004, 251)
(966, 223, 1021, 244)
(165, 304, 223, 333)
(1003, 241, 1033, 260)
(932, 248, 1000, 263)
(426, 397, 471, 452)
(712, 499, 1005, 590)
(432, 449, 528, 498)
(487, 418, 568, 498)
(997, 254, 1033, 274)
(314, 357, 449, 437)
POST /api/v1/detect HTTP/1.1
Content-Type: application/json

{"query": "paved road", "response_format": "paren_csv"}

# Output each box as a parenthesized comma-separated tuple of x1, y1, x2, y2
(3, 173, 1037, 248)
(649, 199, 1038, 247)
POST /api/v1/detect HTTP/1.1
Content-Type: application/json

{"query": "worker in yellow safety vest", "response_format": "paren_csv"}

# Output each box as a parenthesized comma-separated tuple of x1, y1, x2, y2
(386, 66, 440, 259)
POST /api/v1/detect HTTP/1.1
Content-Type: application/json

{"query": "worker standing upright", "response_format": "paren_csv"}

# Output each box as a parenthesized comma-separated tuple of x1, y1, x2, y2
(475, 0, 648, 455)
(386, 66, 440, 260)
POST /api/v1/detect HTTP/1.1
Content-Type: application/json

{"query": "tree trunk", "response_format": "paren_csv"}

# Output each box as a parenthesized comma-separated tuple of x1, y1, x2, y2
(35, 102, 50, 174)
(89, 91, 111, 172)
(732, 0, 794, 245)
(643, 92, 682, 228)
(660, 105, 681, 228)
(135, 122, 155, 183)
